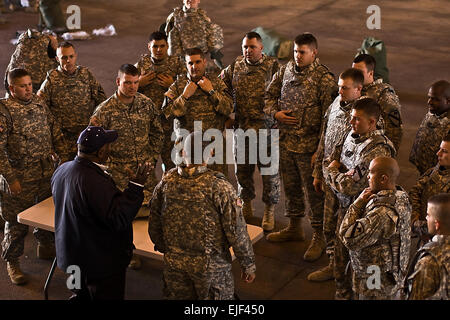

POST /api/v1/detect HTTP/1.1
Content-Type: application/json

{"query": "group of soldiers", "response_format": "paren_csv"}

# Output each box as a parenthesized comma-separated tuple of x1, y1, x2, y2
(0, 0, 449, 300)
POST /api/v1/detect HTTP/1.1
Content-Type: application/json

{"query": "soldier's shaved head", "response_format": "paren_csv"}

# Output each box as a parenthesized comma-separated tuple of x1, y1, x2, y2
(427, 193, 450, 234)
(368, 157, 399, 192)
(428, 80, 450, 115)
(431, 80, 450, 98)
(371, 156, 400, 183)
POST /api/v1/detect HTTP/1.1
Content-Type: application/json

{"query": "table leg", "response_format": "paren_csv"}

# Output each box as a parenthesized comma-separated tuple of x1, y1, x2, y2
(44, 257, 57, 300)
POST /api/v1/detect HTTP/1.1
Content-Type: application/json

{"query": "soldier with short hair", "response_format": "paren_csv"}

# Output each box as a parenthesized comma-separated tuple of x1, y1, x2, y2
(0, 68, 67, 285)
(220, 31, 281, 230)
(38, 41, 106, 159)
(409, 80, 450, 175)
(405, 193, 450, 300)
(90, 64, 164, 269)
(148, 131, 256, 300)
(324, 97, 396, 299)
(409, 134, 450, 243)
(264, 33, 338, 262)
(162, 48, 233, 177)
(5, 29, 58, 93)
(165, 0, 224, 68)
(308, 67, 364, 280)
(352, 54, 403, 151)
(340, 157, 411, 300)
(135, 31, 186, 172)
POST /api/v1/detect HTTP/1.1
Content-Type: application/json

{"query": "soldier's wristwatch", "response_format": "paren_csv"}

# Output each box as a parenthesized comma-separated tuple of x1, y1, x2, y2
(208, 89, 215, 96)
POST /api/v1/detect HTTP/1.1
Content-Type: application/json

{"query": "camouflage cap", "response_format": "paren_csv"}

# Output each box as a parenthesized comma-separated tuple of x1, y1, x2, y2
(77, 126, 118, 153)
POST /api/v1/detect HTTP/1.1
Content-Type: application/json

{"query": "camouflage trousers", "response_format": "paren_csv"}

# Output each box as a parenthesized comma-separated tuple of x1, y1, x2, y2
(235, 135, 280, 205)
(0, 178, 54, 262)
(163, 267, 234, 300)
(280, 149, 324, 230)
(334, 206, 353, 299)
(323, 183, 339, 259)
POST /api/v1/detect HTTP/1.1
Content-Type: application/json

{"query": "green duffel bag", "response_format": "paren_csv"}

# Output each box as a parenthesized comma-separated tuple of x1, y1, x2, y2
(356, 37, 390, 84)
(252, 26, 292, 60)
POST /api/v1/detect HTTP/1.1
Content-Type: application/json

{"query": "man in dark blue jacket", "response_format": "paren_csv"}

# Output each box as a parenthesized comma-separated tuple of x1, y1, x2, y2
(51, 126, 151, 300)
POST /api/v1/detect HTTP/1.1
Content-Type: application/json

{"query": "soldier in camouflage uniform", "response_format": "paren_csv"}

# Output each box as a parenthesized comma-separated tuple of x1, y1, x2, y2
(162, 48, 233, 177)
(135, 31, 186, 172)
(263, 33, 338, 260)
(409, 135, 450, 244)
(38, 42, 106, 160)
(324, 98, 396, 299)
(0, 69, 67, 285)
(352, 54, 403, 151)
(409, 80, 450, 175)
(405, 193, 450, 300)
(165, 0, 224, 69)
(90, 64, 163, 270)
(148, 131, 256, 300)
(5, 29, 58, 92)
(308, 68, 364, 280)
(220, 31, 280, 230)
(340, 157, 411, 300)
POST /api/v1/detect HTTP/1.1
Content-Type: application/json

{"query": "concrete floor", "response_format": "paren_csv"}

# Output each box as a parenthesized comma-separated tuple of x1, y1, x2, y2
(0, 0, 449, 300)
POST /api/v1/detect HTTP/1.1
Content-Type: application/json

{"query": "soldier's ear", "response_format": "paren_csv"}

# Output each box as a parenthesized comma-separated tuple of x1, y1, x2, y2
(435, 219, 441, 232)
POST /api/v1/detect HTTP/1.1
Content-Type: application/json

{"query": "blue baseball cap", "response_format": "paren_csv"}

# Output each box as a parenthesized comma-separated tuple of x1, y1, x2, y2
(77, 126, 118, 153)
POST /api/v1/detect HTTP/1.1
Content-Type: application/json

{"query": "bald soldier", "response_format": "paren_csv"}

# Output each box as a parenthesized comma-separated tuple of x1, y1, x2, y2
(352, 54, 403, 152)
(405, 193, 450, 300)
(410, 80, 450, 175)
(340, 157, 411, 299)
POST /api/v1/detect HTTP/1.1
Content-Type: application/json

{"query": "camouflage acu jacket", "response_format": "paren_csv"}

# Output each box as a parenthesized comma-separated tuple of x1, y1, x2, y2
(325, 129, 396, 207)
(148, 165, 256, 274)
(0, 94, 67, 185)
(221, 55, 279, 130)
(165, 6, 223, 56)
(313, 95, 354, 179)
(163, 73, 233, 135)
(90, 92, 163, 201)
(406, 235, 449, 300)
(6, 29, 58, 91)
(409, 110, 450, 175)
(340, 187, 411, 299)
(264, 58, 337, 154)
(362, 79, 403, 151)
(409, 164, 450, 223)
(135, 54, 186, 109)
(38, 65, 106, 135)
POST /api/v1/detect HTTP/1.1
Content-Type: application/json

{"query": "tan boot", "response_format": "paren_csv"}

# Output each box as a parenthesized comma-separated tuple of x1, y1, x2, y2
(128, 254, 142, 270)
(7, 260, 27, 285)
(37, 243, 56, 260)
(303, 230, 326, 262)
(242, 200, 253, 221)
(262, 204, 275, 231)
(266, 217, 305, 242)
(307, 259, 334, 282)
